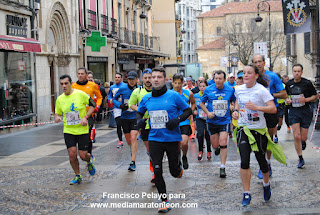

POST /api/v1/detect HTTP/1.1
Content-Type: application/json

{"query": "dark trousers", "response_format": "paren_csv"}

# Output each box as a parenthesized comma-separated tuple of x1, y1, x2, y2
(149, 141, 182, 201)
(115, 116, 123, 141)
(196, 118, 212, 152)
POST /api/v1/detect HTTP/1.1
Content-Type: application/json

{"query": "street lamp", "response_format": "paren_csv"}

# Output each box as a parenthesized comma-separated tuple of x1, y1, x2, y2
(228, 41, 238, 75)
(255, 0, 272, 72)
(140, 11, 147, 69)
(315, 0, 320, 129)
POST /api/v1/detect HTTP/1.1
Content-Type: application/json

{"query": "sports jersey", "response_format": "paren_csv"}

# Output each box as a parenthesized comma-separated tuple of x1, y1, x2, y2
(225, 81, 236, 88)
(138, 90, 190, 142)
(108, 82, 126, 118)
(113, 83, 137, 119)
(235, 83, 274, 129)
(201, 83, 236, 125)
(264, 70, 285, 107)
(128, 86, 152, 129)
(55, 89, 90, 135)
(194, 92, 208, 120)
(72, 80, 102, 106)
(208, 79, 215, 86)
(176, 89, 191, 126)
(285, 77, 317, 108)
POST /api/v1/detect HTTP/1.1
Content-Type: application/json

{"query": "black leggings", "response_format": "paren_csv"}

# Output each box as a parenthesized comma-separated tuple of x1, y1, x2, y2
(284, 105, 290, 128)
(115, 117, 123, 141)
(195, 118, 211, 152)
(149, 141, 182, 201)
(237, 128, 268, 173)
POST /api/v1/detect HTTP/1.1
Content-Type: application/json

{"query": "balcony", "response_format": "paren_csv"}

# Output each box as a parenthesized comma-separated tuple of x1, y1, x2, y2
(132, 31, 138, 45)
(87, 9, 97, 30)
(119, 28, 131, 44)
(139, 32, 144, 47)
(101, 14, 109, 34)
(145, 35, 149, 48)
(111, 18, 117, 36)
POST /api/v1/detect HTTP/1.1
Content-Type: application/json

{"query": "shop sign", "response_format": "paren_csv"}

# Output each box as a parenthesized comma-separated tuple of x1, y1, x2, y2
(118, 55, 131, 64)
(136, 59, 154, 64)
(18, 60, 25, 70)
(87, 56, 108, 62)
(6, 15, 28, 38)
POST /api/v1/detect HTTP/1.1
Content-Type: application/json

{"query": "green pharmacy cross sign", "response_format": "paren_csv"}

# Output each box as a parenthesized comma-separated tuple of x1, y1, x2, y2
(86, 31, 106, 52)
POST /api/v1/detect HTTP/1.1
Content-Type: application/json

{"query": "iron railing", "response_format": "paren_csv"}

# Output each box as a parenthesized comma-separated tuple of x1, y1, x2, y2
(87, 9, 97, 30)
(111, 18, 117, 36)
(101, 14, 108, 34)
(132, 31, 138, 45)
(139, 32, 144, 46)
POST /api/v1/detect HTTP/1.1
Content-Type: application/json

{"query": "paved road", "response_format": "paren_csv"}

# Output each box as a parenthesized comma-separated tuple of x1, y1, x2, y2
(1, 118, 320, 215)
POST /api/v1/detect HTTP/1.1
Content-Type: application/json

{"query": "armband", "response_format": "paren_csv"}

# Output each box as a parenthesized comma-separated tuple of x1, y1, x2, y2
(84, 115, 89, 120)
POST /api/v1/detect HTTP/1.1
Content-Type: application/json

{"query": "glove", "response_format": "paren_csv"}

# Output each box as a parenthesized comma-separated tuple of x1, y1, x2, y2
(137, 119, 147, 129)
(120, 103, 128, 111)
(166, 118, 180, 130)
(94, 105, 100, 113)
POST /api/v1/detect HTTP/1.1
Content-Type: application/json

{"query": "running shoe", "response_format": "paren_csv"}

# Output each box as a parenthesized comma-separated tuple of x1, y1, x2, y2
(87, 157, 96, 176)
(182, 155, 189, 169)
(273, 135, 278, 143)
(177, 168, 183, 178)
(301, 141, 306, 150)
(70, 175, 82, 185)
(128, 161, 136, 171)
(189, 134, 195, 139)
(297, 159, 305, 169)
(287, 127, 291, 133)
(242, 193, 251, 206)
(220, 168, 226, 178)
(151, 174, 155, 183)
(117, 140, 124, 148)
(257, 169, 263, 179)
(149, 161, 154, 173)
(198, 151, 203, 161)
(214, 146, 220, 156)
(207, 152, 212, 160)
(263, 184, 271, 202)
(158, 201, 171, 213)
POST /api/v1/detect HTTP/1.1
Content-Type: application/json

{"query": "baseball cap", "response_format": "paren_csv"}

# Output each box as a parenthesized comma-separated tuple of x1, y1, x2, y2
(229, 73, 235, 78)
(143, 68, 152, 74)
(237, 72, 243, 78)
(127, 71, 138, 79)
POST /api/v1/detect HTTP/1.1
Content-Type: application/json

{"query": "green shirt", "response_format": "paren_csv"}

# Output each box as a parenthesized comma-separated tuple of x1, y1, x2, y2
(128, 86, 152, 129)
(55, 89, 90, 135)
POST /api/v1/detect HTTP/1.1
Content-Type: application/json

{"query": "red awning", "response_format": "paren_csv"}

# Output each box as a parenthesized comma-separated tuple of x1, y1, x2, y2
(0, 35, 41, 52)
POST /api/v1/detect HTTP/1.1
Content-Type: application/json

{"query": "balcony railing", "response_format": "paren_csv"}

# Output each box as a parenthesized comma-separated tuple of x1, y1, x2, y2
(118, 28, 131, 44)
(111, 18, 117, 36)
(139, 32, 144, 47)
(145, 35, 149, 48)
(132, 31, 138, 45)
(101, 14, 109, 34)
(88, 9, 97, 30)
(150, 36, 153, 49)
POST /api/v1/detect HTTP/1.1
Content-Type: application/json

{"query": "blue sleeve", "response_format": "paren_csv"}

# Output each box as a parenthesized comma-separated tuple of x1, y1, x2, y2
(175, 94, 189, 111)
(138, 97, 147, 114)
(108, 86, 114, 101)
(231, 88, 236, 102)
(274, 74, 285, 93)
(113, 87, 122, 108)
(201, 89, 208, 103)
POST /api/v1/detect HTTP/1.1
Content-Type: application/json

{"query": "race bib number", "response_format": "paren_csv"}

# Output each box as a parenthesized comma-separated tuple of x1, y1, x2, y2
(212, 100, 228, 117)
(291, 94, 305, 107)
(124, 99, 134, 112)
(65, 111, 81, 125)
(149, 110, 169, 129)
(198, 109, 207, 119)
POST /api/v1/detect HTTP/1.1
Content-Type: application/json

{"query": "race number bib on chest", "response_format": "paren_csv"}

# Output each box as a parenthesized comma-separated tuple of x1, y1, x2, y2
(65, 111, 80, 125)
(212, 100, 228, 117)
(149, 110, 169, 129)
(291, 94, 305, 107)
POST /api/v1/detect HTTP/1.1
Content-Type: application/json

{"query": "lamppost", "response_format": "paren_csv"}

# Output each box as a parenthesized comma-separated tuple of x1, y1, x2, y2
(140, 11, 147, 69)
(254, 0, 272, 72)
(315, 0, 320, 129)
(228, 41, 238, 75)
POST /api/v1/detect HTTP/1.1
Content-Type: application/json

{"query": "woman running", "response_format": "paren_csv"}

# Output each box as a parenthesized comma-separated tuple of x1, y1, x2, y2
(232, 64, 276, 206)
(194, 80, 212, 160)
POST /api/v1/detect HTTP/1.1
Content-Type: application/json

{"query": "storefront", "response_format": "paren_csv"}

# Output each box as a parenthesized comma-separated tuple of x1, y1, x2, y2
(87, 56, 108, 83)
(0, 35, 41, 126)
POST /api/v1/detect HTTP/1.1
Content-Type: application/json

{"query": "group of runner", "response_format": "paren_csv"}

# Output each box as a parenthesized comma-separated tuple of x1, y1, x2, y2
(55, 54, 318, 212)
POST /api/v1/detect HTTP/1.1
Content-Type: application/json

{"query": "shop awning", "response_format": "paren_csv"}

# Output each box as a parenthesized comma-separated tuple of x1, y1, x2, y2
(0, 35, 41, 52)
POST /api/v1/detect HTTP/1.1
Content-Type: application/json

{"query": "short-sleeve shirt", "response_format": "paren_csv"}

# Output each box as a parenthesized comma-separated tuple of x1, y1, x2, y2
(201, 84, 236, 125)
(264, 70, 285, 107)
(55, 89, 90, 135)
(285, 77, 317, 108)
(194, 92, 208, 120)
(177, 89, 191, 126)
(113, 84, 137, 119)
(235, 83, 274, 129)
(138, 90, 190, 142)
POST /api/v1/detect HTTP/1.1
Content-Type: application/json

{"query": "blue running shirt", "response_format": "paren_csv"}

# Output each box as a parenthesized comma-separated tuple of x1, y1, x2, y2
(138, 90, 190, 142)
(113, 84, 136, 119)
(201, 84, 236, 125)
(194, 92, 208, 119)
(177, 89, 191, 126)
(264, 70, 285, 107)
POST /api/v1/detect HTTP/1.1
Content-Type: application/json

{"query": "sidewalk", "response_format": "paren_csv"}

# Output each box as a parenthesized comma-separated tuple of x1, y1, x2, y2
(0, 118, 320, 214)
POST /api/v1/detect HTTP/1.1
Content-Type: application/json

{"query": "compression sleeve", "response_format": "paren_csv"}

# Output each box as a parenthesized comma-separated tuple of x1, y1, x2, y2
(179, 108, 192, 122)
(89, 97, 96, 107)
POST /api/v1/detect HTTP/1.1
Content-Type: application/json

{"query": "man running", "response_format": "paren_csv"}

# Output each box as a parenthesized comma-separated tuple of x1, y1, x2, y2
(128, 68, 154, 182)
(200, 70, 236, 178)
(285, 64, 318, 168)
(253, 55, 287, 179)
(109, 73, 126, 147)
(55, 75, 96, 185)
(172, 73, 196, 169)
(113, 71, 139, 171)
(72, 68, 102, 156)
(137, 67, 192, 213)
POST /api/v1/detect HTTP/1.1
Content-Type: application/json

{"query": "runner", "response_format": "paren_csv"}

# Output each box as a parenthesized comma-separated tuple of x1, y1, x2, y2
(113, 71, 139, 171)
(128, 68, 154, 182)
(281, 75, 291, 133)
(55, 75, 96, 185)
(109, 73, 126, 147)
(72, 68, 102, 156)
(253, 55, 287, 179)
(194, 80, 212, 160)
(285, 64, 318, 168)
(200, 70, 236, 178)
(226, 73, 236, 87)
(232, 64, 276, 206)
(136, 67, 192, 213)
(172, 73, 196, 169)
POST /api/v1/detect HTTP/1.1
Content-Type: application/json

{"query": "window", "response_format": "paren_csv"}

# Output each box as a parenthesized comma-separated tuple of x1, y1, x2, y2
(210, 0, 216, 2)
(217, 27, 221, 36)
(210, 5, 216, 10)
(188, 55, 191, 62)
(304, 32, 311, 54)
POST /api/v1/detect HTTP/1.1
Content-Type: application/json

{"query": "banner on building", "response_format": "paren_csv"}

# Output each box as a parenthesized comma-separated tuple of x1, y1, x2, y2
(231, 57, 239, 67)
(282, 0, 311, 35)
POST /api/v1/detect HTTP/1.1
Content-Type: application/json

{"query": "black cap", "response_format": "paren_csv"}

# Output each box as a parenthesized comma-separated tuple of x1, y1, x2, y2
(127, 71, 138, 79)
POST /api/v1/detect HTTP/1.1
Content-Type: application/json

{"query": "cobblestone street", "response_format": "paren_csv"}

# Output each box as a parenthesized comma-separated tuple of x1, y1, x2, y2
(1, 120, 320, 215)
